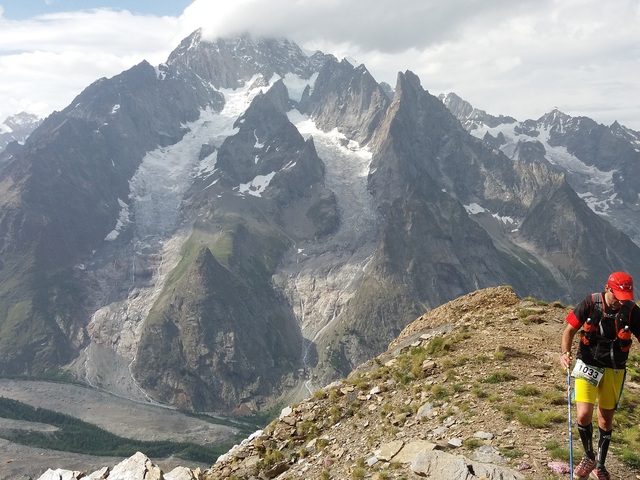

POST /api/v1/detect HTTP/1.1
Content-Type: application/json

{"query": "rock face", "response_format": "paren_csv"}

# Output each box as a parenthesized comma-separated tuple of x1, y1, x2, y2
(299, 57, 390, 144)
(131, 247, 303, 411)
(1, 31, 640, 414)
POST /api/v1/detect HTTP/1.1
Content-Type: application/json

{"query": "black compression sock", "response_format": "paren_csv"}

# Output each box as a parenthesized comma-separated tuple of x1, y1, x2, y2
(577, 423, 594, 459)
(596, 427, 612, 466)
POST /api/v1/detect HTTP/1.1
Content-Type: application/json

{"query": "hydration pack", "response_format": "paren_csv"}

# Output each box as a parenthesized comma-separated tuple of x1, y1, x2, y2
(580, 293, 633, 366)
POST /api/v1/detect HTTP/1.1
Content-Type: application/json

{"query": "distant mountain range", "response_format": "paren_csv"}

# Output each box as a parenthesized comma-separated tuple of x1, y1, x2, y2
(0, 112, 42, 153)
(0, 30, 638, 416)
(440, 92, 640, 245)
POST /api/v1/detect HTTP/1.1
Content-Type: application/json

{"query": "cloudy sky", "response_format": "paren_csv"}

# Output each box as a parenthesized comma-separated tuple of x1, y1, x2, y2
(1, 0, 639, 130)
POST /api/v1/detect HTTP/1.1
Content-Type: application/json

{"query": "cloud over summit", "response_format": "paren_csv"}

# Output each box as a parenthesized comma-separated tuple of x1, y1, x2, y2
(1, 0, 639, 130)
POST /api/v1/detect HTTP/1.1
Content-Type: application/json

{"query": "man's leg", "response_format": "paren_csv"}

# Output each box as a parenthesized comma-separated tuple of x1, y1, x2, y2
(576, 401, 596, 459)
(597, 406, 614, 430)
(595, 406, 615, 468)
(591, 367, 624, 477)
(573, 378, 598, 478)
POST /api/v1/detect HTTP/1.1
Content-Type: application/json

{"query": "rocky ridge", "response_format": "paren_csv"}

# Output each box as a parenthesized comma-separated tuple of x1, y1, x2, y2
(33, 286, 640, 479)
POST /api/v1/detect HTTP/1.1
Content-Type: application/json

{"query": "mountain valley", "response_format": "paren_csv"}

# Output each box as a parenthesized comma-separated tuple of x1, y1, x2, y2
(1, 30, 639, 431)
(10, 287, 640, 479)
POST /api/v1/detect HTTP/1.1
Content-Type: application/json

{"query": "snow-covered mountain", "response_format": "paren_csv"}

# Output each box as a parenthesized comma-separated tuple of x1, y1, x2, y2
(0, 112, 42, 154)
(1, 31, 639, 415)
(441, 92, 640, 245)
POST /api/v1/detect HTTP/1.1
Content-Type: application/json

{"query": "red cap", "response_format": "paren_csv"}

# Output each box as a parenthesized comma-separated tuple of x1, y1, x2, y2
(607, 271, 634, 301)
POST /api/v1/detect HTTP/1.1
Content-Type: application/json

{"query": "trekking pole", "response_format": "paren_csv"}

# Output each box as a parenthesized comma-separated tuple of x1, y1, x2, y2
(567, 367, 574, 480)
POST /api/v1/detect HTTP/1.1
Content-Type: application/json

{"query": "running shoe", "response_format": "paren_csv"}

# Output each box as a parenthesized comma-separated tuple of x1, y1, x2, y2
(574, 456, 596, 479)
(590, 465, 610, 480)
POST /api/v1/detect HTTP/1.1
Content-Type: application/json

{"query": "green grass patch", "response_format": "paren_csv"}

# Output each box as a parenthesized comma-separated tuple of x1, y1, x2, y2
(487, 393, 501, 403)
(257, 447, 284, 470)
(351, 466, 366, 480)
(541, 390, 567, 406)
(473, 354, 491, 364)
(499, 404, 517, 421)
(626, 352, 640, 382)
(515, 410, 565, 428)
(493, 350, 506, 361)
(618, 449, 640, 469)
(425, 337, 450, 356)
(518, 308, 538, 318)
(499, 446, 523, 459)
(473, 385, 489, 399)
(463, 437, 483, 449)
(514, 385, 541, 396)
(431, 385, 450, 400)
(544, 440, 570, 461)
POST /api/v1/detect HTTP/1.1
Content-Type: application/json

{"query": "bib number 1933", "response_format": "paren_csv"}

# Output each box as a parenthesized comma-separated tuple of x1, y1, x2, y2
(572, 359, 604, 387)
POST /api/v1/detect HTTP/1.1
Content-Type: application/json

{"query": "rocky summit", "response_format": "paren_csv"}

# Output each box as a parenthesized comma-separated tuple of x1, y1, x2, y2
(32, 287, 640, 479)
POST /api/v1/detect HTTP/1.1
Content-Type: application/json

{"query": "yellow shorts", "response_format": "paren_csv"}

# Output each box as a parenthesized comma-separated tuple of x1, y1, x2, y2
(574, 367, 626, 410)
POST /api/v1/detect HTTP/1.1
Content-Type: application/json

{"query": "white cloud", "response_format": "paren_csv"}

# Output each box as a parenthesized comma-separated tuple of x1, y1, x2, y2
(1, 0, 639, 130)
(0, 8, 180, 119)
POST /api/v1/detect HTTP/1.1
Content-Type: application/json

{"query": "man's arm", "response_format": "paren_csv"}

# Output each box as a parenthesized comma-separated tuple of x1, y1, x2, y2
(559, 323, 579, 370)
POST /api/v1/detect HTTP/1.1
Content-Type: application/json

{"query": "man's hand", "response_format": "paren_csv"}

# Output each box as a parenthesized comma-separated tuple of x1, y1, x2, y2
(559, 351, 572, 370)
(560, 323, 578, 371)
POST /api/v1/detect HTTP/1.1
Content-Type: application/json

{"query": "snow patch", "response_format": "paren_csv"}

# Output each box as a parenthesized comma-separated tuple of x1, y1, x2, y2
(253, 130, 264, 149)
(205, 75, 267, 141)
(464, 203, 486, 215)
(205, 178, 219, 190)
(344, 56, 360, 67)
(104, 198, 131, 241)
(578, 190, 617, 216)
(492, 213, 515, 224)
(278, 73, 318, 103)
(465, 203, 514, 225)
(289, 110, 373, 169)
(154, 64, 168, 80)
(194, 151, 218, 178)
(236, 172, 277, 197)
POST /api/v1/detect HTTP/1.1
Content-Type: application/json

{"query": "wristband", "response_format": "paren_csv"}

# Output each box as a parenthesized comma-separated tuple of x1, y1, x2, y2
(562, 351, 571, 357)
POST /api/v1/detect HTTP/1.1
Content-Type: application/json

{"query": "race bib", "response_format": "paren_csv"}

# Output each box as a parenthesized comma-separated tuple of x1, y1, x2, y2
(572, 359, 605, 386)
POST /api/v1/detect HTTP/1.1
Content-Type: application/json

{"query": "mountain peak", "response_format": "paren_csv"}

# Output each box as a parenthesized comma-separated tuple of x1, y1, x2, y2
(538, 107, 572, 126)
(439, 92, 518, 130)
(166, 31, 325, 90)
(0, 111, 43, 152)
